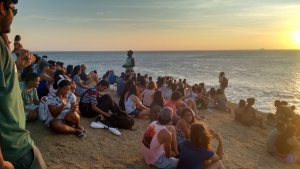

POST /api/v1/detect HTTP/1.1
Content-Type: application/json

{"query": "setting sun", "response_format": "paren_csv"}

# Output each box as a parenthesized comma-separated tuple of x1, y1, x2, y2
(294, 30, 300, 45)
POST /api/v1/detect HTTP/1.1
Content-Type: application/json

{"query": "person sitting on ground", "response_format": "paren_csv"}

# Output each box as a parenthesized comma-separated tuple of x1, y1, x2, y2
(71, 65, 89, 97)
(164, 91, 186, 123)
(79, 80, 121, 118)
(159, 78, 173, 100)
(150, 105, 162, 123)
(267, 122, 286, 156)
(176, 108, 196, 151)
(66, 65, 73, 79)
(177, 122, 225, 169)
(140, 81, 157, 107)
(240, 98, 264, 128)
(275, 125, 300, 164)
(37, 60, 54, 99)
(117, 73, 131, 97)
(79, 64, 88, 83)
(234, 99, 246, 122)
(196, 84, 209, 109)
(215, 89, 231, 113)
(45, 79, 86, 138)
(142, 107, 179, 169)
(150, 91, 165, 109)
(275, 100, 295, 123)
(119, 79, 150, 118)
(207, 87, 217, 108)
(20, 72, 40, 122)
(86, 70, 99, 87)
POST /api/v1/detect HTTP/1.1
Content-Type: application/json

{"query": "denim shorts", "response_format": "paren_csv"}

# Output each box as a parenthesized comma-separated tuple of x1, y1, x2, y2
(154, 154, 178, 169)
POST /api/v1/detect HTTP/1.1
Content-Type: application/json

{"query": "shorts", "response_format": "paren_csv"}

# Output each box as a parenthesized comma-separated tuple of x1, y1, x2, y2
(129, 109, 140, 118)
(154, 154, 178, 169)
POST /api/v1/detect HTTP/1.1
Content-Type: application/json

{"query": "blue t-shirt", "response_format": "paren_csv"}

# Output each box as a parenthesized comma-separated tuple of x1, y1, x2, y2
(177, 140, 214, 169)
(117, 79, 124, 96)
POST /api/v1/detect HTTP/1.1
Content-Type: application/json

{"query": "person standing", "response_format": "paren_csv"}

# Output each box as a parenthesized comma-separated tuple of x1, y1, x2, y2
(122, 50, 135, 72)
(219, 72, 228, 91)
(0, 0, 47, 168)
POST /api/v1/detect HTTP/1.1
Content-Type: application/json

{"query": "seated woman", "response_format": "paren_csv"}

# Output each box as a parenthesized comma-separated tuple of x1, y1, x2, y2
(86, 70, 100, 87)
(45, 79, 86, 138)
(119, 79, 150, 118)
(215, 89, 231, 113)
(177, 122, 225, 169)
(240, 98, 264, 128)
(140, 81, 157, 107)
(20, 72, 40, 122)
(142, 107, 179, 169)
(71, 65, 89, 97)
(234, 99, 246, 122)
(275, 125, 300, 164)
(176, 108, 196, 151)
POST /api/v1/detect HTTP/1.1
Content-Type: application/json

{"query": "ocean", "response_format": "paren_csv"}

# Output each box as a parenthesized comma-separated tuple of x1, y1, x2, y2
(36, 50, 300, 114)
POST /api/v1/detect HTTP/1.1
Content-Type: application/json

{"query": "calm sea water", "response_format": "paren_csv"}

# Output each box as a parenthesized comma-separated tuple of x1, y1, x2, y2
(36, 50, 300, 114)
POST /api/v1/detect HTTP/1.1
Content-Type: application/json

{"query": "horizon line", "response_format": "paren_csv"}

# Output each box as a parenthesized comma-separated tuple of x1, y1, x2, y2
(34, 49, 300, 53)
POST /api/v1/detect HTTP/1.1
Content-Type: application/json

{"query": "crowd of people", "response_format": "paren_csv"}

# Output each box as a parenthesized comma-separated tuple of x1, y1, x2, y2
(0, 1, 299, 168)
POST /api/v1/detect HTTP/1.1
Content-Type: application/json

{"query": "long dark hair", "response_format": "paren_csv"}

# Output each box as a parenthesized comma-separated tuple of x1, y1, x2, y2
(66, 65, 74, 76)
(71, 65, 80, 79)
(119, 79, 137, 109)
(53, 70, 66, 90)
(150, 91, 164, 108)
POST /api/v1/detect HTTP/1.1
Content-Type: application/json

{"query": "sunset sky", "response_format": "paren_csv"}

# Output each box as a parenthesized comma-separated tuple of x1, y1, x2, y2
(9, 0, 300, 51)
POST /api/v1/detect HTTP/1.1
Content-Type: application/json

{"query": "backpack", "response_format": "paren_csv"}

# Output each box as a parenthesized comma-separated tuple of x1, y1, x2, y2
(96, 111, 134, 130)
(222, 77, 228, 88)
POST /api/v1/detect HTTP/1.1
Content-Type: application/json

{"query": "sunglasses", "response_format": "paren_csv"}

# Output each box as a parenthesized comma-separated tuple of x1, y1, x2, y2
(8, 6, 17, 16)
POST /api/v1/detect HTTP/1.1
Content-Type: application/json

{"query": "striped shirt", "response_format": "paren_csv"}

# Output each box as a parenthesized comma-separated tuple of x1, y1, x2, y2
(80, 87, 99, 104)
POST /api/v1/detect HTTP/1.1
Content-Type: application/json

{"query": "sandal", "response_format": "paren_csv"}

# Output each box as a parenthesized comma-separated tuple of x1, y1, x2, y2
(78, 126, 87, 134)
(74, 130, 87, 138)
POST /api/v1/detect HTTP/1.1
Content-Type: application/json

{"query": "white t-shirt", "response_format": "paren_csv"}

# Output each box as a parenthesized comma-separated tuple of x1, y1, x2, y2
(141, 89, 155, 107)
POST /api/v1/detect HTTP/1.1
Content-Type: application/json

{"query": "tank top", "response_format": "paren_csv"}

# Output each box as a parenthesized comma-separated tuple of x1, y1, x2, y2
(125, 94, 136, 114)
(142, 121, 167, 165)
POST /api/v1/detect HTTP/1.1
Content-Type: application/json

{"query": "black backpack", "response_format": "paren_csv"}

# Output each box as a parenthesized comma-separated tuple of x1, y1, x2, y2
(96, 111, 134, 130)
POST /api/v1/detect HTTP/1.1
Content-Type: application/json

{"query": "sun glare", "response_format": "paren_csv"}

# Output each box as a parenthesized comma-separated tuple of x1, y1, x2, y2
(294, 30, 300, 45)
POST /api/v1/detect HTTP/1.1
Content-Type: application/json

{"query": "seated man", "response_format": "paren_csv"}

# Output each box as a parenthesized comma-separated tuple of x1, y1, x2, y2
(234, 99, 246, 122)
(142, 107, 179, 169)
(240, 98, 264, 128)
(20, 72, 40, 122)
(79, 80, 122, 118)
